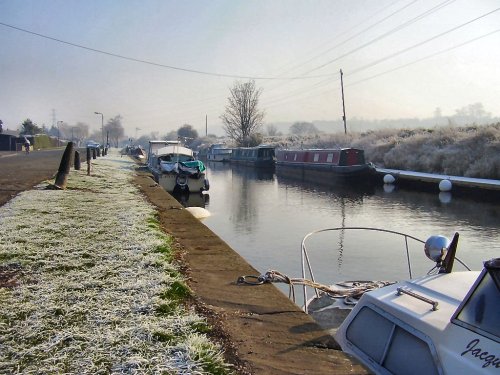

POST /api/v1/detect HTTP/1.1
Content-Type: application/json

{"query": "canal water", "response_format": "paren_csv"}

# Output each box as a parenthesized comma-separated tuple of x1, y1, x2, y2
(182, 162, 500, 307)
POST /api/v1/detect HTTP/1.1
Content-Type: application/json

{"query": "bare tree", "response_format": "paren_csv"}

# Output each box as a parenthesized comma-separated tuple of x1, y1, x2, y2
(220, 80, 264, 146)
(104, 115, 125, 147)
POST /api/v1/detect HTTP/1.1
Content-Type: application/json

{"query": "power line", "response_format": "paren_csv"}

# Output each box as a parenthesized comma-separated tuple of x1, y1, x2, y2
(268, 28, 500, 113)
(347, 7, 500, 76)
(0, 21, 332, 81)
(261, 0, 459, 100)
(283, 0, 421, 77)
(261, 0, 419, 94)
(345, 28, 500, 87)
(262, 6, 500, 108)
(262, 0, 413, 82)
(300, 0, 458, 76)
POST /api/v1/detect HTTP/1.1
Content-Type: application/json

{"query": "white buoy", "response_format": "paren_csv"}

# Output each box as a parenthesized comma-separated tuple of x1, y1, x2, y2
(439, 179, 452, 192)
(185, 207, 211, 219)
(383, 174, 395, 184)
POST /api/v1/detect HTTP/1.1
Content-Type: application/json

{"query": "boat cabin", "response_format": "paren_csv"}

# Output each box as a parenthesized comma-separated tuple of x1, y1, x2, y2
(276, 148, 366, 167)
(335, 258, 500, 374)
(147, 140, 192, 169)
(231, 145, 275, 167)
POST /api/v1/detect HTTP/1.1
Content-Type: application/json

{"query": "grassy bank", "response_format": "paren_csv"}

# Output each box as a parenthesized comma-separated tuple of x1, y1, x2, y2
(0, 153, 232, 374)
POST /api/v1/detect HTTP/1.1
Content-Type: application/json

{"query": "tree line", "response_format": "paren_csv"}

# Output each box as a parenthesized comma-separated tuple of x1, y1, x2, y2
(13, 116, 125, 148)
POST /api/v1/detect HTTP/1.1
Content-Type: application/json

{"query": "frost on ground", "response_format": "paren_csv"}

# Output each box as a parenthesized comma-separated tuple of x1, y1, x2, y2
(0, 152, 230, 374)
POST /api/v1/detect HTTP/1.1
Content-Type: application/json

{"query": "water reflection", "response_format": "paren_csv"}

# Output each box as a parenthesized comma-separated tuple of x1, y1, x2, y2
(174, 192, 209, 208)
(195, 163, 499, 302)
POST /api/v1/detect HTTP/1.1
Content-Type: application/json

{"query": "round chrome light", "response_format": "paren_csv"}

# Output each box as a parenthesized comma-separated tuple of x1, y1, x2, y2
(424, 235, 450, 262)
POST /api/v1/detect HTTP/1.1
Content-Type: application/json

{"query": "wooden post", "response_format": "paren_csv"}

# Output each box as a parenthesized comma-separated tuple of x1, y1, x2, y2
(86, 147, 91, 176)
(74, 150, 81, 170)
(54, 142, 74, 189)
(97, 147, 101, 157)
(92, 148, 96, 159)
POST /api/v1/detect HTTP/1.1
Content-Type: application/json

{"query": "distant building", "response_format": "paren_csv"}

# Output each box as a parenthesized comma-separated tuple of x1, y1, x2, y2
(0, 130, 23, 151)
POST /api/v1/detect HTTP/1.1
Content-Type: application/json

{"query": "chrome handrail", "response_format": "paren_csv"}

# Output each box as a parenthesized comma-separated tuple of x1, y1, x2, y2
(300, 227, 426, 312)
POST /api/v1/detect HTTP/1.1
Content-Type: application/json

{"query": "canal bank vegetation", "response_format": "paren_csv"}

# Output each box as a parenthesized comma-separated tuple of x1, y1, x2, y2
(266, 122, 500, 180)
(0, 154, 233, 374)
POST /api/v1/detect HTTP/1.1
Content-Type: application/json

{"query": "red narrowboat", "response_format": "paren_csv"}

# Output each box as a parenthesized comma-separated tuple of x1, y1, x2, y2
(275, 148, 374, 180)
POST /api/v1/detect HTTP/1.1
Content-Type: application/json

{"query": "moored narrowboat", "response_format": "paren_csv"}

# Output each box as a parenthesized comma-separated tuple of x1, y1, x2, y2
(275, 148, 374, 180)
(230, 145, 275, 168)
(207, 143, 232, 162)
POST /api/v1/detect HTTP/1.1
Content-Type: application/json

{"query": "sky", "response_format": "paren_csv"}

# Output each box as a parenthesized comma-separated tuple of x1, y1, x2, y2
(1, 0, 499, 137)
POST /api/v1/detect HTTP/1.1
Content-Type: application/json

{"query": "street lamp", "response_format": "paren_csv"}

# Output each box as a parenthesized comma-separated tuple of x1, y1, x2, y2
(94, 111, 104, 147)
(57, 120, 63, 147)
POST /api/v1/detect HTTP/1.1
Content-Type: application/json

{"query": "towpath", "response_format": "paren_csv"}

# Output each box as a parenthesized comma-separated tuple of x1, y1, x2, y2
(0, 150, 369, 374)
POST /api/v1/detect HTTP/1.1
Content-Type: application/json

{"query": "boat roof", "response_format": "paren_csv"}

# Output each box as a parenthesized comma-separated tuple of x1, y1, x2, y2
(363, 271, 480, 333)
(149, 140, 181, 145)
(156, 145, 193, 156)
(279, 147, 363, 152)
(234, 145, 275, 149)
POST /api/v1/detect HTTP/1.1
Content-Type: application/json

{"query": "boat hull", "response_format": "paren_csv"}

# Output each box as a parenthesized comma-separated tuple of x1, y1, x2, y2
(207, 153, 231, 162)
(152, 168, 208, 194)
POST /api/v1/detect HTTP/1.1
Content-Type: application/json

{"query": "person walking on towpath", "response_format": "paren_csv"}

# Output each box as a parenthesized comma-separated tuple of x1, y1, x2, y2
(24, 138, 30, 154)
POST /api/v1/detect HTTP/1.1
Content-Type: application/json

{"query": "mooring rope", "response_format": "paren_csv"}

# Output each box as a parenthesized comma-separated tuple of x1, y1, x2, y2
(237, 269, 395, 304)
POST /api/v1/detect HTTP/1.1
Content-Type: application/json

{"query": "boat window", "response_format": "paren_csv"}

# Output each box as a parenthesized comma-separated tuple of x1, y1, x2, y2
(313, 153, 319, 162)
(453, 269, 500, 340)
(327, 153, 334, 163)
(384, 326, 439, 375)
(346, 307, 393, 362)
(347, 306, 439, 374)
(294, 153, 297, 161)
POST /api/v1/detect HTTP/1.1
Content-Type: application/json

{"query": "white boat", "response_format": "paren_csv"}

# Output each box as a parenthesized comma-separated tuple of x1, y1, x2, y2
(207, 143, 232, 162)
(147, 140, 209, 195)
(294, 228, 498, 374)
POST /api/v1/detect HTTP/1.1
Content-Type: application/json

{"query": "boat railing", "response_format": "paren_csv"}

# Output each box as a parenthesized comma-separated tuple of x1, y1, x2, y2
(300, 227, 426, 313)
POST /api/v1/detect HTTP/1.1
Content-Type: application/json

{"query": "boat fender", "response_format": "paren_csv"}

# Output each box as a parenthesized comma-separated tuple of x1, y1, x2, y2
(203, 178, 210, 191)
(439, 179, 452, 192)
(383, 174, 395, 184)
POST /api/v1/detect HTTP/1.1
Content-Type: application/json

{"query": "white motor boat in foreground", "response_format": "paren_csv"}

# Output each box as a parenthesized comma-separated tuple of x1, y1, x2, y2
(297, 228, 499, 375)
(147, 140, 209, 195)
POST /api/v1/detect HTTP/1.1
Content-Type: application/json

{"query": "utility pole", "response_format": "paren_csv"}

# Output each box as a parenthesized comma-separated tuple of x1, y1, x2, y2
(340, 69, 347, 135)
(205, 114, 208, 136)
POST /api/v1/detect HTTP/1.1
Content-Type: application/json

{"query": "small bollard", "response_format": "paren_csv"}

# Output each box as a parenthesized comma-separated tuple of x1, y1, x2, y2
(54, 142, 74, 189)
(74, 150, 81, 170)
(86, 147, 91, 176)
(92, 148, 96, 160)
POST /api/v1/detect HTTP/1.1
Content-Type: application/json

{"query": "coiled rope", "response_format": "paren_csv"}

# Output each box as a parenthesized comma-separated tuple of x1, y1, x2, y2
(237, 269, 395, 304)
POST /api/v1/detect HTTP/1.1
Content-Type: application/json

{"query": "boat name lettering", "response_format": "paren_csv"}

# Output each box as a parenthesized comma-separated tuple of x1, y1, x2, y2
(461, 339, 500, 368)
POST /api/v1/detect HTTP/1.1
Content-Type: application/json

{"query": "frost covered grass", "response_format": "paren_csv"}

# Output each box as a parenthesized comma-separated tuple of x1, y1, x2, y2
(0, 152, 232, 374)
